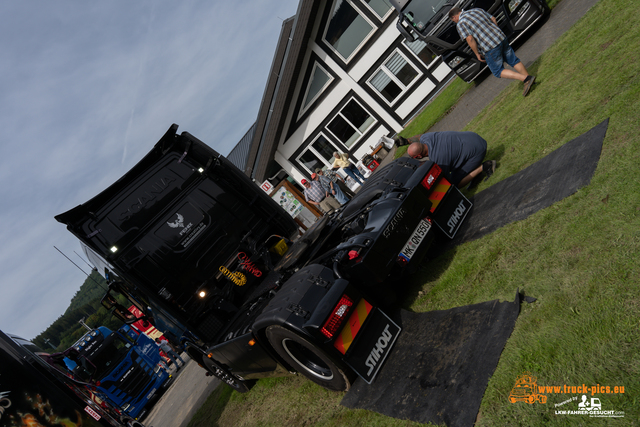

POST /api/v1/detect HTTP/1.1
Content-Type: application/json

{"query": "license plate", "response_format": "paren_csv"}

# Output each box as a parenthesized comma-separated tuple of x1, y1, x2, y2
(399, 219, 431, 262)
(431, 186, 472, 238)
(343, 308, 401, 384)
(146, 388, 157, 400)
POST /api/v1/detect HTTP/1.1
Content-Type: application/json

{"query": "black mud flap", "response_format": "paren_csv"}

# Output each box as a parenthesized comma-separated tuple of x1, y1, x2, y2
(431, 185, 472, 239)
(342, 308, 401, 384)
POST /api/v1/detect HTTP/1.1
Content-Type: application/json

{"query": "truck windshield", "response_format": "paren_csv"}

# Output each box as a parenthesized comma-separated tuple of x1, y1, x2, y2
(403, 0, 450, 31)
(75, 333, 133, 381)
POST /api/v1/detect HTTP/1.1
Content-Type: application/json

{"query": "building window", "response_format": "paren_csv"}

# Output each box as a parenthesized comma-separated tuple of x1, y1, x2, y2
(326, 98, 375, 148)
(405, 39, 437, 66)
(324, 0, 375, 62)
(362, 0, 393, 19)
(299, 62, 333, 119)
(297, 134, 341, 174)
(368, 50, 420, 104)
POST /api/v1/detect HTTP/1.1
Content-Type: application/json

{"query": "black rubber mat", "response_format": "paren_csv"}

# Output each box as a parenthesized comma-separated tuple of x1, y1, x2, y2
(448, 119, 607, 247)
(341, 291, 529, 427)
(340, 122, 607, 426)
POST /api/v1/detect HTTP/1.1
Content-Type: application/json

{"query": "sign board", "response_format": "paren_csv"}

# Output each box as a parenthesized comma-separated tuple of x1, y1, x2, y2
(260, 180, 274, 194)
(272, 186, 304, 218)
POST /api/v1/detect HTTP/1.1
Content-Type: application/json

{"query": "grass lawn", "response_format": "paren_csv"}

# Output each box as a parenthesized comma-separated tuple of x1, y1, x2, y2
(189, 0, 639, 425)
(400, 77, 473, 141)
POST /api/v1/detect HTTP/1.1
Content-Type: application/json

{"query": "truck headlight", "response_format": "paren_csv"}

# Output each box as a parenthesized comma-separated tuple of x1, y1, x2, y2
(509, 0, 522, 12)
(448, 56, 464, 68)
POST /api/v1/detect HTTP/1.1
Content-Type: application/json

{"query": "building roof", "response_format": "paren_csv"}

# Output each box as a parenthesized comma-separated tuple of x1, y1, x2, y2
(245, 0, 318, 182)
(226, 123, 256, 171)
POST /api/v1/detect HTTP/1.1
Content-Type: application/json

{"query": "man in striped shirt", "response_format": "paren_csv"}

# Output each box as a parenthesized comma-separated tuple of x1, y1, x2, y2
(449, 7, 536, 96)
(301, 178, 341, 214)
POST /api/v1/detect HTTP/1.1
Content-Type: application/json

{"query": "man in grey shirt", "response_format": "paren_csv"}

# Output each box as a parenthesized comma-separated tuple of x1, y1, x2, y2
(406, 131, 496, 188)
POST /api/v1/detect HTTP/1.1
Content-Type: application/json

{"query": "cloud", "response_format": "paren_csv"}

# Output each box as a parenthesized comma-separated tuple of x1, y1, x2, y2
(0, 0, 299, 338)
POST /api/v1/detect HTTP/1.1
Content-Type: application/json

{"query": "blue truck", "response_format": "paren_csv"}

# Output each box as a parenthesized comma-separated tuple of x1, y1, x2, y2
(49, 325, 171, 420)
(0, 329, 141, 426)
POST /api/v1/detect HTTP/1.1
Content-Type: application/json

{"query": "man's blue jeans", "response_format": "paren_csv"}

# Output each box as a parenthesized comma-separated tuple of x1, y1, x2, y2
(333, 186, 349, 204)
(342, 165, 365, 185)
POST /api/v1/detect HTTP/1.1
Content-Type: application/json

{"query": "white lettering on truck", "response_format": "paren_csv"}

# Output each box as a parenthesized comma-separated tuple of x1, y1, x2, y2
(383, 209, 406, 239)
(447, 200, 467, 234)
(365, 325, 393, 376)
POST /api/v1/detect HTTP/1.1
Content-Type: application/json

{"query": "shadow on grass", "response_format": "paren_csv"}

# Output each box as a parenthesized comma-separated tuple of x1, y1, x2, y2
(186, 383, 234, 427)
(397, 240, 460, 312)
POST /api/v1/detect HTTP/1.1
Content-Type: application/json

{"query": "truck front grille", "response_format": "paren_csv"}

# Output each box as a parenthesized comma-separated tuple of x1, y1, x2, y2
(196, 312, 225, 342)
(117, 358, 154, 398)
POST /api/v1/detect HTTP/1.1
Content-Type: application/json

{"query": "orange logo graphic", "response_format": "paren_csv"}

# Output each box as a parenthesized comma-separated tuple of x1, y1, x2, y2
(509, 372, 547, 404)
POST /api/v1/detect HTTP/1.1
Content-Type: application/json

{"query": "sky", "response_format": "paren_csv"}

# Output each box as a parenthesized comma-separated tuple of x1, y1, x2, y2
(0, 0, 300, 339)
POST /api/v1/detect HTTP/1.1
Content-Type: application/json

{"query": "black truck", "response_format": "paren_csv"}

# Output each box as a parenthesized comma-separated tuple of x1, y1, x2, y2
(0, 330, 143, 427)
(56, 124, 471, 392)
(392, 0, 549, 82)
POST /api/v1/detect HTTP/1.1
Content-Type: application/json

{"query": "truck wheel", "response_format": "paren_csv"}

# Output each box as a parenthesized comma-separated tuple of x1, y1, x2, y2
(266, 325, 352, 392)
(125, 419, 144, 427)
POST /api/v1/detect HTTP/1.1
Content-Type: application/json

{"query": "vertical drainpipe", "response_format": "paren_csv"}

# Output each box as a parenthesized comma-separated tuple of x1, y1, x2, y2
(251, 30, 295, 182)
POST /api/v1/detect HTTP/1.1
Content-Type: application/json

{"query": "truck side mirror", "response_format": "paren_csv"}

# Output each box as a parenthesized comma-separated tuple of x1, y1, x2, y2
(101, 292, 139, 324)
(396, 20, 416, 42)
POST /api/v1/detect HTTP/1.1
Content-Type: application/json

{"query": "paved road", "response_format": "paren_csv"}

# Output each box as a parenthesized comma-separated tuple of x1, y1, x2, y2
(141, 358, 219, 427)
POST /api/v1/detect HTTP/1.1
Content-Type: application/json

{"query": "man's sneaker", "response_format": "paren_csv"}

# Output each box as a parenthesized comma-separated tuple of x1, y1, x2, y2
(523, 75, 536, 97)
(483, 160, 496, 180)
(394, 136, 410, 147)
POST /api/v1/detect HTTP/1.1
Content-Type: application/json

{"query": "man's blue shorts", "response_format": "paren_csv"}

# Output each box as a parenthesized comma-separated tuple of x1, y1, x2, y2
(485, 38, 521, 78)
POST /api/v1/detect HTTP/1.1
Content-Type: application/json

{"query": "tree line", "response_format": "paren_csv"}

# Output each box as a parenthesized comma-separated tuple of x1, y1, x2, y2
(32, 270, 125, 352)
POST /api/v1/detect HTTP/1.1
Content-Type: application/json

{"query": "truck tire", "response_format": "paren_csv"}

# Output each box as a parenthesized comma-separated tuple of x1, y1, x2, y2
(266, 325, 352, 392)
(186, 344, 249, 393)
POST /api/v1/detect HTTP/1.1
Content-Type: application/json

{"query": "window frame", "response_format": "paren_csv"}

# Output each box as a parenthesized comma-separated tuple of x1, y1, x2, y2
(403, 38, 439, 68)
(325, 97, 377, 149)
(361, 0, 394, 20)
(296, 133, 343, 175)
(366, 49, 423, 106)
(298, 62, 335, 120)
(322, 0, 377, 63)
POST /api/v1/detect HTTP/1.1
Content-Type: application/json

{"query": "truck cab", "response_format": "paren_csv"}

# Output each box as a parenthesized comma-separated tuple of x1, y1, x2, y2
(56, 124, 471, 392)
(0, 330, 136, 426)
(53, 326, 170, 420)
(391, 0, 549, 81)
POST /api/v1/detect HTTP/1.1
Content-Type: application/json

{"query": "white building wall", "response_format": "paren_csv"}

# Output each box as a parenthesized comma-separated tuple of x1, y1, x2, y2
(278, 36, 406, 161)
(272, 1, 454, 182)
(396, 78, 437, 119)
(433, 61, 452, 81)
(348, 23, 402, 82)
